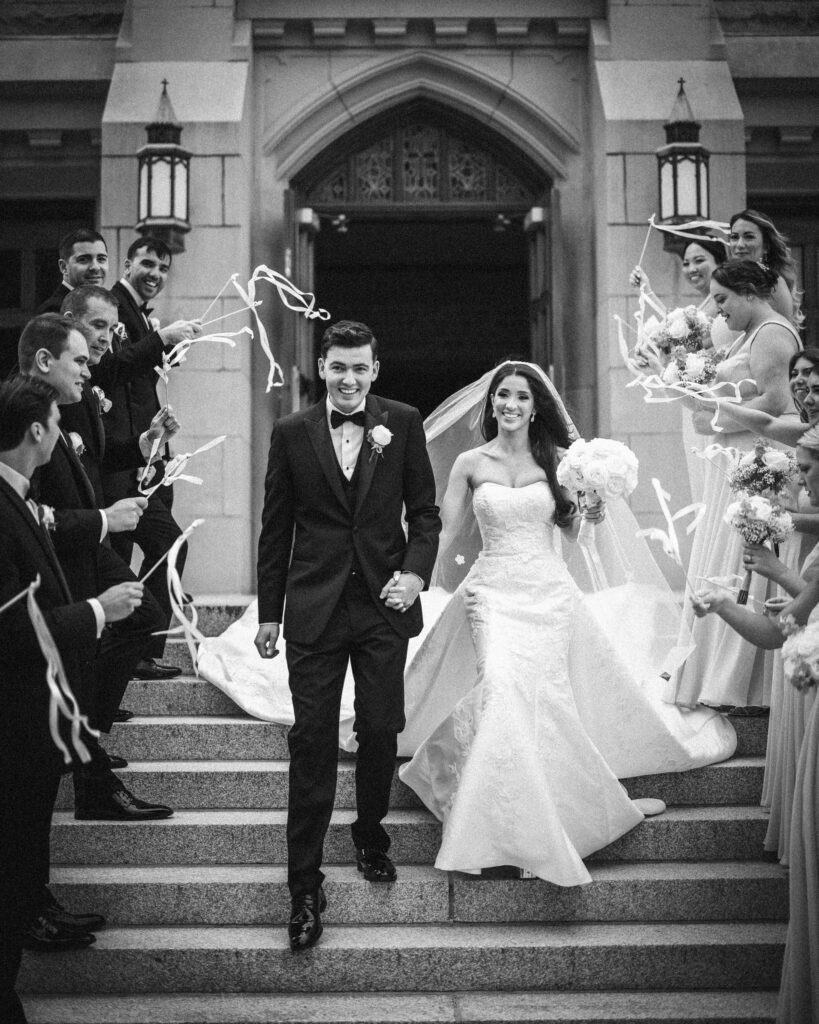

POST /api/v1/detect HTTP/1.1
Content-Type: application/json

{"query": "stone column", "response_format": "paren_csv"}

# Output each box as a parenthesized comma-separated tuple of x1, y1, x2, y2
(100, 0, 255, 594)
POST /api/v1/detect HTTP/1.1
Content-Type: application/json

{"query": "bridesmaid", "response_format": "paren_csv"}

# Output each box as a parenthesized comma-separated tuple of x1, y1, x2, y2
(670, 260, 801, 712)
(729, 209, 803, 328)
(689, 430, 819, 1022)
(629, 234, 731, 501)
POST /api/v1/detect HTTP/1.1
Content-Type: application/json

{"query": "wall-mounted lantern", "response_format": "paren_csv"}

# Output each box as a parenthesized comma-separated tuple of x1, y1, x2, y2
(136, 80, 191, 254)
(656, 78, 710, 230)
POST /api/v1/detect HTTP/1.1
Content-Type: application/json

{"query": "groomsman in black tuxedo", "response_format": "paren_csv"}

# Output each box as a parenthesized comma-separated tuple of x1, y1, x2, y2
(0, 375, 143, 1022)
(60, 285, 184, 676)
(18, 315, 175, 823)
(97, 236, 201, 679)
(36, 228, 109, 315)
(256, 320, 440, 951)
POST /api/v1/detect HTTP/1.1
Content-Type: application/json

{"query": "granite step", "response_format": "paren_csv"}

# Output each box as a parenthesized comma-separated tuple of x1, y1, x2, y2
(106, 714, 768, 762)
(49, 807, 770, 866)
(121, 677, 243, 717)
(17, 921, 787, 995)
(48, 861, 787, 926)
(54, 757, 766, 811)
(20, 989, 781, 1024)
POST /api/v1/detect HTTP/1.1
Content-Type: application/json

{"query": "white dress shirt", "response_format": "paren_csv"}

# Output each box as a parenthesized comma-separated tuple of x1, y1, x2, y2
(326, 397, 365, 480)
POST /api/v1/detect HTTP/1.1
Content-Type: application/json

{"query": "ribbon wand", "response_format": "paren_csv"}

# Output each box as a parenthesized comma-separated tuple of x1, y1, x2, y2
(141, 518, 205, 584)
(0, 582, 33, 616)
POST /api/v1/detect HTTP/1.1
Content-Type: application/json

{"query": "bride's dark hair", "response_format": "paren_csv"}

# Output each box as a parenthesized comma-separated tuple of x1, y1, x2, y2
(480, 362, 576, 528)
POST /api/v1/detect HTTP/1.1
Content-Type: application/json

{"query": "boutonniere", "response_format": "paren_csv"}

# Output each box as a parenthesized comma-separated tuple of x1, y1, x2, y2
(92, 385, 112, 414)
(367, 424, 392, 462)
(113, 322, 128, 342)
(148, 316, 161, 332)
(38, 504, 56, 532)
(68, 432, 86, 457)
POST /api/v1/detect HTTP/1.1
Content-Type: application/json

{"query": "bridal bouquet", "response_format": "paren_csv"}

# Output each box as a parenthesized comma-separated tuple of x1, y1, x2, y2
(729, 439, 797, 501)
(661, 347, 725, 388)
(556, 437, 639, 501)
(781, 618, 819, 692)
(724, 495, 794, 605)
(645, 304, 712, 357)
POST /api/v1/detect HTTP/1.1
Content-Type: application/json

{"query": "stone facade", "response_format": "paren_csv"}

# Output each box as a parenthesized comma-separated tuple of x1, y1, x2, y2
(0, 0, 816, 593)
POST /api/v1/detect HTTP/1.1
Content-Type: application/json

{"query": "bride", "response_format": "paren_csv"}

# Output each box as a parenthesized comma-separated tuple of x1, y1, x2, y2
(198, 361, 736, 883)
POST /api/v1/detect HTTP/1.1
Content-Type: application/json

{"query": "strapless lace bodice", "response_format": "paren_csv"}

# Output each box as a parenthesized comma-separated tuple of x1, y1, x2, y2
(473, 480, 558, 560)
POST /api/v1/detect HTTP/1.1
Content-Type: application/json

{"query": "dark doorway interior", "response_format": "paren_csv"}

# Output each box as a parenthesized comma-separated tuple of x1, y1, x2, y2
(314, 217, 528, 418)
(0, 200, 96, 378)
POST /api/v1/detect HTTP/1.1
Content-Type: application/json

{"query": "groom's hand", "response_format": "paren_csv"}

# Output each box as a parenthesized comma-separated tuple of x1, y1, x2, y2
(380, 572, 423, 613)
(255, 622, 280, 658)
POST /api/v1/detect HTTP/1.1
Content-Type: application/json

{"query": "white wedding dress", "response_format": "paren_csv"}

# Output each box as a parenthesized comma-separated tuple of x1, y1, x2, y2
(398, 480, 736, 884)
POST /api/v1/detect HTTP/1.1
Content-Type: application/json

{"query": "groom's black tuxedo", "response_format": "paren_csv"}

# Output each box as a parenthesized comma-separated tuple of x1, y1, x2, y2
(257, 392, 440, 897)
(258, 394, 440, 641)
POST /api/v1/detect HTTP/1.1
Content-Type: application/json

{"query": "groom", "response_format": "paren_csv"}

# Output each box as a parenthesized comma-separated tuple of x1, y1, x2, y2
(255, 320, 440, 951)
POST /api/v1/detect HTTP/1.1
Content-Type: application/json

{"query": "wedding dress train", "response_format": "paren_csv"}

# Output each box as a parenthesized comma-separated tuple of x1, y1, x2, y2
(397, 480, 736, 884)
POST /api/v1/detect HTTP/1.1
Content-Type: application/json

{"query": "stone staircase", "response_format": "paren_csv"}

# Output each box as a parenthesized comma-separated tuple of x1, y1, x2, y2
(20, 604, 787, 1024)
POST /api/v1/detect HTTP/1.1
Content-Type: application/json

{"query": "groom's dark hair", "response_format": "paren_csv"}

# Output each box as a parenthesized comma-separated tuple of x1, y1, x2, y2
(320, 320, 378, 359)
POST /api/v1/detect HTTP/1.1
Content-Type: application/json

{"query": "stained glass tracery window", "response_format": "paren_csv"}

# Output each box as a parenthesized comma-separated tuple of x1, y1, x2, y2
(307, 121, 534, 204)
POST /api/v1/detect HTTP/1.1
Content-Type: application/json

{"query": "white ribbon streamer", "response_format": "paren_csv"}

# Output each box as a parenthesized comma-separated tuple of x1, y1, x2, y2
(150, 520, 232, 682)
(234, 265, 331, 393)
(138, 434, 227, 497)
(1, 576, 98, 764)
(636, 478, 705, 593)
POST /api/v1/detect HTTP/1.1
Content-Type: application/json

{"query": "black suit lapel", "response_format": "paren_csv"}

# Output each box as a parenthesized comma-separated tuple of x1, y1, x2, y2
(83, 389, 106, 459)
(58, 432, 98, 508)
(0, 477, 73, 601)
(304, 403, 352, 513)
(356, 398, 389, 510)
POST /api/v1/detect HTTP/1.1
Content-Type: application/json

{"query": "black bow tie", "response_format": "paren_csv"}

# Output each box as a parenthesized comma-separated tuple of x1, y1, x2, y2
(330, 409, 366, 429)
(139, 304, 154, 318)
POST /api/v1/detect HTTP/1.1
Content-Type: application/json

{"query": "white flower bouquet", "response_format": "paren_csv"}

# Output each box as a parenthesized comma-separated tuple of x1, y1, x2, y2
(729, 439, 796, 501)
(661, 346, 725, 388)
(724, 494, 794, 605)
(645, 304, 713, 357)
(556, 437, 639, 500)
(782, 618, 819, 692)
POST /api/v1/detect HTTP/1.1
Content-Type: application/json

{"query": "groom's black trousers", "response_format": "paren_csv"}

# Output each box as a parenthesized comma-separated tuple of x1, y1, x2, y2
(285, 572, 407, 898)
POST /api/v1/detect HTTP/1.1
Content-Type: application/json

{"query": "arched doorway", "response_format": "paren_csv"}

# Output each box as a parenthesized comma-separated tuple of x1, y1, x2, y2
(289, 101, 553, 417)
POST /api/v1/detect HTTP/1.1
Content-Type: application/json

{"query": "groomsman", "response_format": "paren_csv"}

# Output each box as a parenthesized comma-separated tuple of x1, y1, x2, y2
(96, 236, 201, 679)
(0, 375, 143, 1022)
(36, 228, 109, 314)
(18, 314, 175, 823)
(60, 285, 184, 677)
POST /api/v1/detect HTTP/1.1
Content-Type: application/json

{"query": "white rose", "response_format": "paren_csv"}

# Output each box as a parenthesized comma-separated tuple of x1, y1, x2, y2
(685, 353, 707, 377)
(739, 451, 758, 468)
(583, 460, 609, 491)
(668, 307, 687, 322)
(763, 450, 791, 471)
(667, 318, 689, 340)
(662, 363, 681, 384)
(370, 425, 392, 447)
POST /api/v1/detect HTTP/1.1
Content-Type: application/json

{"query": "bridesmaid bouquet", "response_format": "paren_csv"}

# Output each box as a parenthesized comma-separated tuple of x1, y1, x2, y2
(781, 618, 819, 691)
(645, 305, 712, 357)
(556, 437, 639, 502)
(661, 348, 724, 389)
(729, 439, 797, 501)
(723, 495, 794, 605)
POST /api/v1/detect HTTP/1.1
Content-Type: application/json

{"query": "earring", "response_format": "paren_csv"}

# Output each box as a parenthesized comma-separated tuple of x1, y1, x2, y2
(530, 412, 536, 422)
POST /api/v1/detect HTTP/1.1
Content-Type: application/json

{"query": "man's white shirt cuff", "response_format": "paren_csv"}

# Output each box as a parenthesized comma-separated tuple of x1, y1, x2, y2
(87, 598, 105, 637)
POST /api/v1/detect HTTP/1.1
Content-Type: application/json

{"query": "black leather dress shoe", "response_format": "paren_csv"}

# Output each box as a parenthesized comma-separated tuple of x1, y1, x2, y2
(288, 888, 327, 952)
(355, 848, 397, 882)
(112, 708, 134, 722)
(106, 753, 129, 770)
(133, 659, 181, 680)
(75, 785, 174, 821)
(42, 887, 105, 932)
(22, 913, 96, 952)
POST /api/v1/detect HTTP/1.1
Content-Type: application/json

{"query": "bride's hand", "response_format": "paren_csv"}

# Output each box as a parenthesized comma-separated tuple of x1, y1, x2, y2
(691, 587, 725, 617)
(582, 495, 606, 525)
